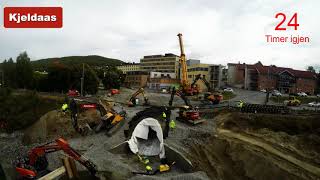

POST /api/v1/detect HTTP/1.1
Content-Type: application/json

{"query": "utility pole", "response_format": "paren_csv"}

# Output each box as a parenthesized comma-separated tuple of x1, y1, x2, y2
(81, 63, 84, 96)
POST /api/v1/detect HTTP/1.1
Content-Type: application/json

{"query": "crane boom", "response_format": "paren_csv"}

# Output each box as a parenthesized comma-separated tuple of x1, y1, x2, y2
(177, 33, 189, 88)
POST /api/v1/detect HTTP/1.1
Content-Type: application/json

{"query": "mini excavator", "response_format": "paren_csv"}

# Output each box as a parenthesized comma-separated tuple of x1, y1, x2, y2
(128, 88, 150, 107)
(15, 138, 97, 179)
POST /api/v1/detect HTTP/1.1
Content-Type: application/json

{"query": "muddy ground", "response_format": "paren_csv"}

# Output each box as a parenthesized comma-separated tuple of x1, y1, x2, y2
(1, 88, 320, 180)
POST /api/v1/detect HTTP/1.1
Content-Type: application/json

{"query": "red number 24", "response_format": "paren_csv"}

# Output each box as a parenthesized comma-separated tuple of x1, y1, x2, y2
(275, 13, 299, 31)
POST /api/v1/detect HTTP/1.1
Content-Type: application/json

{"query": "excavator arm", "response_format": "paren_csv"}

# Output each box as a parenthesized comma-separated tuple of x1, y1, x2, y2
(191, 74, 212, 92)
(16, 138, 97, 178)
(129, 88, 149, 106)
(169, 87, 192, 108)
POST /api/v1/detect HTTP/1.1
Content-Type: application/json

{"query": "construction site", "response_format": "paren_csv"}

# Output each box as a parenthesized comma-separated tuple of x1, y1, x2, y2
(0, 33, 319, 180)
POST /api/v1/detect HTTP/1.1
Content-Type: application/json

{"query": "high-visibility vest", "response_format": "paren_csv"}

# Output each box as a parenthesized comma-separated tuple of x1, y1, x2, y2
(162, 112, 167, 118)
(62, 104, 68, 111)
(169, 120, 176, 129)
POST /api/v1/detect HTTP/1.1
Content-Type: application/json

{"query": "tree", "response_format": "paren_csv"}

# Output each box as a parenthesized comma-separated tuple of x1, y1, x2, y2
(47, 61, 72, 93)
(2, 58, 17, 88)
(307, 66, 316, 73)
(16, 52, 33, 89)
(100, 66, 124, 89)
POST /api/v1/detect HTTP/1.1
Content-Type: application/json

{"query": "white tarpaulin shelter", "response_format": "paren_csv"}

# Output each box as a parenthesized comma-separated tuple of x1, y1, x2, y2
(128, 117, 165, 159)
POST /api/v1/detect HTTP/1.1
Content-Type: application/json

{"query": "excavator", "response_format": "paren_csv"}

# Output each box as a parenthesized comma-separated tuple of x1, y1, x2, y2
(73, 98, 126, 136)
(128, 88, 150, 107)
(169, 87, 204, 125)
(15, 138, 97, 179)
(191, 74, 223, 104)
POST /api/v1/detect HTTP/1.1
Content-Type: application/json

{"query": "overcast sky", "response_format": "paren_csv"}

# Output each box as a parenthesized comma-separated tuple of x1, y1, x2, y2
(0, 0, 319, 71)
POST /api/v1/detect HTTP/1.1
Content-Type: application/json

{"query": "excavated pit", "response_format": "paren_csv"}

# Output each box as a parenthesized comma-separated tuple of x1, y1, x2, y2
(184, 112, 320, 180)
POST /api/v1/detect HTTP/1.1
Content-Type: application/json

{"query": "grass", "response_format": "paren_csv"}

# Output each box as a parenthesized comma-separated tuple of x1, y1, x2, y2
(0, 88, 63, 131)
(222, 91, 236, 100)
(270, 96, 320, 104)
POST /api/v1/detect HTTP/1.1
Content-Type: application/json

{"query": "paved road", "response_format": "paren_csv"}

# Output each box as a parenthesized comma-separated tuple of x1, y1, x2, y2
(231, 88, 267, 104)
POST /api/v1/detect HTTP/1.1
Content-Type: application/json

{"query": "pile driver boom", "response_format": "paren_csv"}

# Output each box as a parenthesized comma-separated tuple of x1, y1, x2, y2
(177, 33, 189, 90)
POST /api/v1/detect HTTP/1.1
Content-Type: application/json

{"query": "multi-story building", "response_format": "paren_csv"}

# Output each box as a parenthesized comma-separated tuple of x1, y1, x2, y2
(123, 71, 149, 88)
(187, 59, 200, 66)
(228, 61, 317, 94)
(187, 63, 210, 91)
(148, 72, 179, 90)
(187, 63, 225, 91)
(209, 65, 226, 90)
(140, 53, 180, 76)
(150, 72, 176, 79)
(117, 63, 141, 74)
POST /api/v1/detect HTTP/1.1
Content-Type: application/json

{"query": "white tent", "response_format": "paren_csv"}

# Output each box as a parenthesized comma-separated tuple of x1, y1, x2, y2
(127, 117, 165, 159)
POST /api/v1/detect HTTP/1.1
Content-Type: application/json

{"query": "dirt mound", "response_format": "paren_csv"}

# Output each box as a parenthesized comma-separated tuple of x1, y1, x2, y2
(22, 109, 102, 144)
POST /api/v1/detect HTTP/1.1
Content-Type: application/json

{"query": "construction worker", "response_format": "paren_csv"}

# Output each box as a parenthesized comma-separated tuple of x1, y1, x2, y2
(61, 103, 69, 113)
(169, 120, 176, 129)
(69, 99, 78, 130)
(238, 100, 244, 108)
(162, 108, 175, 139)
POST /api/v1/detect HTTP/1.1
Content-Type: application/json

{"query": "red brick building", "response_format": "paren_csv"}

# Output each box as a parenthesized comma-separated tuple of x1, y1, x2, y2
(228, 62, 317, 94)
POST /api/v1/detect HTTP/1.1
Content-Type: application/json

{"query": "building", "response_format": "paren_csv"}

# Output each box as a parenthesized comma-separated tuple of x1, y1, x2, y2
(150, 72, 176, 79)
(123, 71, 149, 88)
(140, 53, 180, 76)
(187, 59, 200, 66)
(147, 72, 178, 90)
(209, 65, 227, 89)
(187, 63, 210, 91)
(228, 61, 317, 94)
(117, 63, 141, 74)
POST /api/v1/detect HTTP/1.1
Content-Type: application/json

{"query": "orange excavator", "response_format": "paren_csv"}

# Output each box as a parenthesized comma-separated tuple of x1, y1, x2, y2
(15, 138, 97, 179)
(169, 87, 204, 125)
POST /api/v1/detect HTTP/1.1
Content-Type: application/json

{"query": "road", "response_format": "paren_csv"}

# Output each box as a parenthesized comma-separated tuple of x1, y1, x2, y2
(230, 88, 267, 104)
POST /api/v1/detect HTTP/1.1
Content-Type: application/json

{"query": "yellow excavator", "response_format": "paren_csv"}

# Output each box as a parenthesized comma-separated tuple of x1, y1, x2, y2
(284, 96, 301, 106)
(191, 74, 223, 104)
(128, 88, 150, 107)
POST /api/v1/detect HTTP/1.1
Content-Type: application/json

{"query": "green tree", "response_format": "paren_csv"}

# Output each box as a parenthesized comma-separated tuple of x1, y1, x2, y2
(307, 66, 316, 73)
(71, 64, 99, 95)
(16, 52, 33, 89)
(101, 66, 124, 89)
(47, 61, 72, 93)
(2, 58, 17, 88)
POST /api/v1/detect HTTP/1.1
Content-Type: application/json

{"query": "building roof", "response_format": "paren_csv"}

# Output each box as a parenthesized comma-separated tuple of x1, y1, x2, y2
(230, 62, 317, 79)
(143, 53, 178, 58)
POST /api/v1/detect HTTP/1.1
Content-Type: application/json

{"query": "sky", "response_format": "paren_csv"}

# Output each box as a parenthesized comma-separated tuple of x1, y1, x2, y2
(0, 0, 319, 71)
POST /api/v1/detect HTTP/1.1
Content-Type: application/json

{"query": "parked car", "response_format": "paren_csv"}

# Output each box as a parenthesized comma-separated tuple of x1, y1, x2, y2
(272, 90, 282, 97)
(297, 92, 308, 97)
(67, 89, 80, 97)
(308, 102, 320, 107)
(223, 88, 234, 93)
(260, 89, 267, 93)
